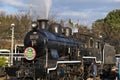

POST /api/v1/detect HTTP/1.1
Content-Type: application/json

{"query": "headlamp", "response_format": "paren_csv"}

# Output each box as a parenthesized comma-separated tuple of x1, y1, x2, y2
(31, 22, 38, 29)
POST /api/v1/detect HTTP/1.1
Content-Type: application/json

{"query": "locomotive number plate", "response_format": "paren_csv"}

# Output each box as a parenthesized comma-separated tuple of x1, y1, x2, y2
(30, 34, 39, 40)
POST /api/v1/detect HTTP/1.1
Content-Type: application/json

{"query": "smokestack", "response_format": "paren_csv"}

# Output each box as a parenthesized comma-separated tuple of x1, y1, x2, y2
(37, 19, 48, 30)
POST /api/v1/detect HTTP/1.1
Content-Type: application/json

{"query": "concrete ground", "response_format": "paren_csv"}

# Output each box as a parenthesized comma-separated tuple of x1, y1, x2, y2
(0, 75, 10, 80)
(0, 76, 7, 80)
(0, 75, 101, 80)
(87, 77, 101, 80)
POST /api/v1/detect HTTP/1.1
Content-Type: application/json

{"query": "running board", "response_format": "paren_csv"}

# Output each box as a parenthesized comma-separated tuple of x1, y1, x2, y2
(47, 60, 81, 74)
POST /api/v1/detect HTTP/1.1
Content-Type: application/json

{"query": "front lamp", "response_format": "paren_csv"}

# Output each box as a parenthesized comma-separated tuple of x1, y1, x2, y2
(31, 22, 38, 29)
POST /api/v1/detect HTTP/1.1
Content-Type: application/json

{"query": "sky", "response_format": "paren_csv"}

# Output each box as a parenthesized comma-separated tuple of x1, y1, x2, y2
(0, 0, 120, 26)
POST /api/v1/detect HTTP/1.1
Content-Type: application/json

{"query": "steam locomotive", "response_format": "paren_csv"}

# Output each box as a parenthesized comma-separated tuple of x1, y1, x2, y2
(5, 19, 116, 80)
(6, 19, 84, 80)
(24, 19, 82, 60)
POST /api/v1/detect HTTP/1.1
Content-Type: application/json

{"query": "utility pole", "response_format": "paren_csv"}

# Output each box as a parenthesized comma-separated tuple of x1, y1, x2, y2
(10, 23, 15, 66)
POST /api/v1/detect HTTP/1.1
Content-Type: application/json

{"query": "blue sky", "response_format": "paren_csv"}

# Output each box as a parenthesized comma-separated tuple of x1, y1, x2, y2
(0, 0, 120, 26)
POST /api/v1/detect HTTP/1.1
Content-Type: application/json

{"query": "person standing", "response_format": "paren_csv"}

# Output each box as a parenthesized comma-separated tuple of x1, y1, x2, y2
(90, 62, 97, 80)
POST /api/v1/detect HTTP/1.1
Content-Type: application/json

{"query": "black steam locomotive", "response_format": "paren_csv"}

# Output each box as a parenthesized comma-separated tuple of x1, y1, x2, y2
(24, 19, 82, 60)
(7, 19, 83, 80)
(5, 19, 116, 80)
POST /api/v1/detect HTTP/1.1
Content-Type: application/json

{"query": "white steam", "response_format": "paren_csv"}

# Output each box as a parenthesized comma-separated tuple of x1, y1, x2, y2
(31, 0, 52, 19)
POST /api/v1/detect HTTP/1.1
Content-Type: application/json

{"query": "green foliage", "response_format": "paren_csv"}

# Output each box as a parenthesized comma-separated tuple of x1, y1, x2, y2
(93, 9, 120, 54)
(0, 56, 7, 67)
(105, 9, 120, 32)
(0, 12, 31, 40)
(0, 12, 31, 48)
